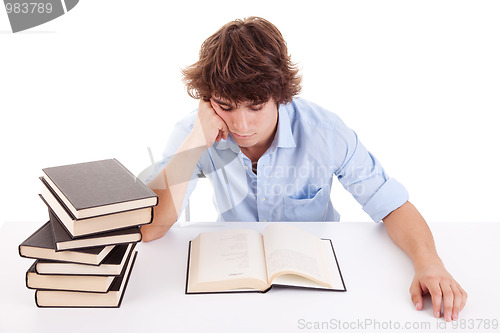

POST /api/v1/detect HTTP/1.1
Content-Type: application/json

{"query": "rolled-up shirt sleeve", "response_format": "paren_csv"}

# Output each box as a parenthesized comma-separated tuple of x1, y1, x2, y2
(332, 116, 409, 222)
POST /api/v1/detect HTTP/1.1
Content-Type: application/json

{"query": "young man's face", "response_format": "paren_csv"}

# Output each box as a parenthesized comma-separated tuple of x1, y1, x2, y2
(210, 97, 278, 150)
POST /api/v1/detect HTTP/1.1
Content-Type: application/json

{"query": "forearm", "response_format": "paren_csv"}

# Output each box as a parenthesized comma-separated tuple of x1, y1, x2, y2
(382, 201, 441, 267)
(141, 133, 206, 241)
(384, 201, 467, 320)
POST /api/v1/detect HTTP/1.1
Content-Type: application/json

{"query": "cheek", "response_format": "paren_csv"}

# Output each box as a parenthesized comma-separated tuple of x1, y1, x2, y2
(261, 109, 277, 128)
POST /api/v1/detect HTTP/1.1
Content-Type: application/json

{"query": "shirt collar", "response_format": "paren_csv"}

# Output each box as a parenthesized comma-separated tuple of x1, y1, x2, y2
(213, 103, 296, 153)
(272, 104, 296, 149)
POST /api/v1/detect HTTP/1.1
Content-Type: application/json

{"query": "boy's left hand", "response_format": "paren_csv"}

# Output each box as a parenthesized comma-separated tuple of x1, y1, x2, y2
(410, 258, 468, 322)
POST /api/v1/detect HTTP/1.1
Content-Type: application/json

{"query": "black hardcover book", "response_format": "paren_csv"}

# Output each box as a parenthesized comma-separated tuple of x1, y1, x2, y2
(34, 251, 138, 308)
(18, 222, 115, 266)
(39, 184, 153, 238)
(49, 208, 141, 251)
(35, 243, 136, 276)
(42, 158, 158, 219)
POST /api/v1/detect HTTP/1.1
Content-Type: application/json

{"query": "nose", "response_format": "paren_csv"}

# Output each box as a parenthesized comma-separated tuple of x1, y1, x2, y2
(232, 109, 250, 133)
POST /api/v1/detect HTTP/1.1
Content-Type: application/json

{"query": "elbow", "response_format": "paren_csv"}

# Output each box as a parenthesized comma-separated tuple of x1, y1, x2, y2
(141, 230, 163, 242)
(140, 222, 173, 242)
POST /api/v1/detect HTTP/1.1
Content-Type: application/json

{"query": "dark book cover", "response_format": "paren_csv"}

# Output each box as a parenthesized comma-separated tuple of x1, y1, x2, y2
(39, 178, 78, 220)
(18, 222, 114, 265)
(35, 243, 136, 276)
(42, 158, 158, 218)
(34, 251, 138, 308)
(49, 208, 142, 251)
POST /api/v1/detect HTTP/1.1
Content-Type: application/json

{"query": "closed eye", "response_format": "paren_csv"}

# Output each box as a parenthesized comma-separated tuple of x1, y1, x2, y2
(219, 105, 233, 111)
(250, 106, 263, 111)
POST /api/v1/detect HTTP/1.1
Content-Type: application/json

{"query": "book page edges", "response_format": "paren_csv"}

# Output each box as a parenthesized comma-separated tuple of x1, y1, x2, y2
(35, 251, 137, 308)
(27, 273, 115, 293)
(186, 240, 269, 293)
(57, 233, 141, 251)
(269, 239, 346, 291)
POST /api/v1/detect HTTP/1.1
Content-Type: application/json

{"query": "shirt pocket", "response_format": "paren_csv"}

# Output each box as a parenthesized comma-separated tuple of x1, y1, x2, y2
(283, 186, 329, 221)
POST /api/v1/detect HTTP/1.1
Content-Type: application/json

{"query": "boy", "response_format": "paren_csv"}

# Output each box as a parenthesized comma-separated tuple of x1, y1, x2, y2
(141, 17, 467, 321)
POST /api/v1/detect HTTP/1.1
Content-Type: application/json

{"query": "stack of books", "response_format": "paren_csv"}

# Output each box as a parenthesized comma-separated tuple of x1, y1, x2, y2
(18, 159, 158, 307)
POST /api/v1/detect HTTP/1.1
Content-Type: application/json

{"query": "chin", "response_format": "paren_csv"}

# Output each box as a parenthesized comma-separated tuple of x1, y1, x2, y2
(234, 141, 254, 148)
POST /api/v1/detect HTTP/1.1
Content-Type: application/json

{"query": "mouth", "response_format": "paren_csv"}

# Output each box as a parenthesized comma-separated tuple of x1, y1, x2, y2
(232, 133, 256, 139)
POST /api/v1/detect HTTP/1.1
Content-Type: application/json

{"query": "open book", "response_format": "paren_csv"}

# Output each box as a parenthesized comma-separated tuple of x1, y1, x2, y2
(186, 223, 346, 294)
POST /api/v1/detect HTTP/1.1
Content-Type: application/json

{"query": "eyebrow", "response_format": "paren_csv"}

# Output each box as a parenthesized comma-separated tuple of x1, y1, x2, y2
(212, 98, 233, 107)
(212, 98, 264, 107)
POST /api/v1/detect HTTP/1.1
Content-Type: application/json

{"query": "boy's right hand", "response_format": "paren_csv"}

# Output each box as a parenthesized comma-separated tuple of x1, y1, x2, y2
(190, 99, 229, 149)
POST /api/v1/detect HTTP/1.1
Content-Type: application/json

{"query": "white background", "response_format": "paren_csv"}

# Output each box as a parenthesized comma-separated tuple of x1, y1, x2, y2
(1, 0, 499, 227)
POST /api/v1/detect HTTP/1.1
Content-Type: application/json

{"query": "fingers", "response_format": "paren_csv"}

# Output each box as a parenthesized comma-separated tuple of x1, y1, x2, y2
(208, 98, 218, 111)
(409, 279, 423, 311)
(440, 282, 453, 322)
(441, 281, 468, 322)
(412, 264, 467, 321)
(419, 278, 467, 322)
(199, 98, 213, 111)
(209, 98, 230, 141)
(451, 284, 462, 321)
(194, 99, 231, 146)
(214, 118, 229, 143)
(219, 121, 229, 141)
(458, 285, 468, 312)
(427, 281, 443, 319)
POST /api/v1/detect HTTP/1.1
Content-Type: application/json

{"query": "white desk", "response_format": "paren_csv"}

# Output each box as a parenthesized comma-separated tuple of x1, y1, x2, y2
(1, 221, 499, 333)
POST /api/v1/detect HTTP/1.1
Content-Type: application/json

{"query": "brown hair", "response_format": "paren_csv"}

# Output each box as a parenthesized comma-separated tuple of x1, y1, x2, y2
(182, 16, 302, 106)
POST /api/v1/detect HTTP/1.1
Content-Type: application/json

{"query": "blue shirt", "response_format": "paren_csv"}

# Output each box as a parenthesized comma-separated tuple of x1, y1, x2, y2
(149, 98, 409, 223)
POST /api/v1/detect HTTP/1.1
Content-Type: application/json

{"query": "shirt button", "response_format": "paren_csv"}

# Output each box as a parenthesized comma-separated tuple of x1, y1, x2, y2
(244, 166, 248, 170)
(261, 197, 266, 201)
(263, 219, 268, 222)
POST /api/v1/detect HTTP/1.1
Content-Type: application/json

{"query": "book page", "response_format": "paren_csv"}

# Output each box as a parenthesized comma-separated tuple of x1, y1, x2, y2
(271, 239, 345, 291)
(189, 229, 269, 292)
(262, 224, 333, 288)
